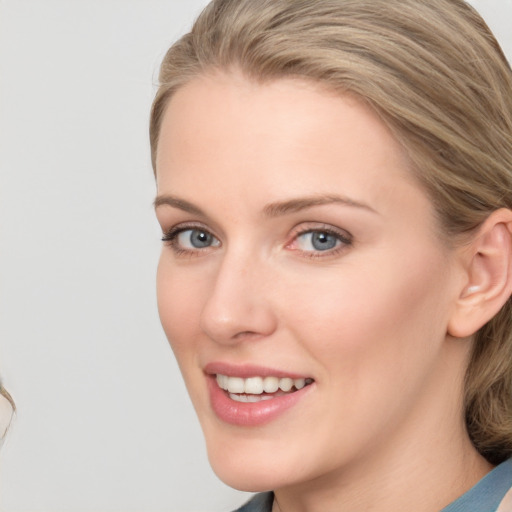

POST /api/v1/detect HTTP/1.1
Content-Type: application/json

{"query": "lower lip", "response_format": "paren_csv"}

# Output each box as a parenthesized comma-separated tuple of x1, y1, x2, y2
(207, 376, 314, 426)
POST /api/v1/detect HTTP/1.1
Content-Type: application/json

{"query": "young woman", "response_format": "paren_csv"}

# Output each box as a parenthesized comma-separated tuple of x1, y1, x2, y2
(150, 1, 512, 510)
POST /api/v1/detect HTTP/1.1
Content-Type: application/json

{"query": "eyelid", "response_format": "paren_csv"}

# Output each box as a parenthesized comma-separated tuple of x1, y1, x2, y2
(161, 221, 352, 258)
(161, 222, 221, 254)
(289, 222, 353, 242)
(162, 221, 213, 239)
(286, 223, 353, 256)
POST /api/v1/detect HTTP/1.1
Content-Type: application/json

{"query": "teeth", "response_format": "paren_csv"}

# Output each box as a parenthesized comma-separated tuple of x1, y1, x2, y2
(279, 377, 293, 392)
(216, 374, 228, 390)
(244, 377, 263, 394)
(227, 376, 245, 394)
(263, 376, 279, 393)
(229, 393, 275, 403)
(294, 378, 306, 390)
(216, 374, 311, 395)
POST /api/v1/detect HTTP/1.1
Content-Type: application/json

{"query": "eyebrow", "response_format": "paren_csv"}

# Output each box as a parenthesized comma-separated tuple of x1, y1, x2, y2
(154, 195, 205, 216)
(154, 193, 376, 217)
(263, 194, 376, 217)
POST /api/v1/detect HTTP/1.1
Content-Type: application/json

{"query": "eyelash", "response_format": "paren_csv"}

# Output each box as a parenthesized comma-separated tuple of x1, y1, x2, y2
(161, 223, 219, 257)
(287, 225, 353, 259)
(161, 223, 353, 258)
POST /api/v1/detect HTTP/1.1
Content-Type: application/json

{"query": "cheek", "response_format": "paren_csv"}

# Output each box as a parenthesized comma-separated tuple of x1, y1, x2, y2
(283, 249, 453, 383)
(270, 251, 455, 466)
(156, 256, 205, 362)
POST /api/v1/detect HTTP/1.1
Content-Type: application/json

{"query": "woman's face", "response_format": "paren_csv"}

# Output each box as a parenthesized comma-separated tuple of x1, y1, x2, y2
(155, 73, 467, 491)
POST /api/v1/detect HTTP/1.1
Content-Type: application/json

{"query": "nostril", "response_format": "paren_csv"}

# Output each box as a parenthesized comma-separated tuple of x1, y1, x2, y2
(233, 330, 265, 341)
(199, 295, 278, 344)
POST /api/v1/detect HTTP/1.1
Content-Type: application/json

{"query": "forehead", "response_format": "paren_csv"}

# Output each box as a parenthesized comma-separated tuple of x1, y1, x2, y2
(155, 72, 428, 219)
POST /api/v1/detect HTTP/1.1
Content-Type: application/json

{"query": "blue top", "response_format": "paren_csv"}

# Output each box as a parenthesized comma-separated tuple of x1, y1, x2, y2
(442, 458, 512, 512)
(234, 459, 512, 512)
(234, 492, 273, 512)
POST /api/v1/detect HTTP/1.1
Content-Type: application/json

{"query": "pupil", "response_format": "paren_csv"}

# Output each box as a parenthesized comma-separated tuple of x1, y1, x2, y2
(312, 232, 336, 250)
(191, 231, 211, 248)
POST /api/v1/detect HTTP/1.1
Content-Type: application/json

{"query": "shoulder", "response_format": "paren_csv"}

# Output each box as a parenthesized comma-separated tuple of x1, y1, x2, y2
(233, 492, 274, 512)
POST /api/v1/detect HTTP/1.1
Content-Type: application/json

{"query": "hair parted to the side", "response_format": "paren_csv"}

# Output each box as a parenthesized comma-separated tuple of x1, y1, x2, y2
(150, 0, 512, 464)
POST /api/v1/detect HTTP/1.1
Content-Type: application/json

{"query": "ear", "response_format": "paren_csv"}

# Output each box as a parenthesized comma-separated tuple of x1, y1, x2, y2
(448, 209, 512, 338)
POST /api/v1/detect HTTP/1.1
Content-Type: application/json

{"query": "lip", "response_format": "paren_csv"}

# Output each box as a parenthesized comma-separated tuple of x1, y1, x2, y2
(204, 362, 309, 379)
(205, 362, 314, 426)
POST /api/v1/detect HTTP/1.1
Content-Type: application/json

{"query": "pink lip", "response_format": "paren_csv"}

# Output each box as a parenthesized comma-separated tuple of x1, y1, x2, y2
(204, 362, 308, 379)
(204, 363, 314, 427)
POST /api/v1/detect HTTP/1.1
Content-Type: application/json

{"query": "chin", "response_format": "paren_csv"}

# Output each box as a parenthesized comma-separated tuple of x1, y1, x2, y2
(202, 430, 293, 492)
(212, 464, 276, 493)
(203, 426, 322, 493)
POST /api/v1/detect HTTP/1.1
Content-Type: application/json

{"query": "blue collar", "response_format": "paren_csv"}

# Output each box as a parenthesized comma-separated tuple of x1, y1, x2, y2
(236, 459, 512, 512)
(441, 459, 512, 512)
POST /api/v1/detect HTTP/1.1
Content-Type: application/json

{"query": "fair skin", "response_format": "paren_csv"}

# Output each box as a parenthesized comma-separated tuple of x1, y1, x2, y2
(154, 72, 494, 512)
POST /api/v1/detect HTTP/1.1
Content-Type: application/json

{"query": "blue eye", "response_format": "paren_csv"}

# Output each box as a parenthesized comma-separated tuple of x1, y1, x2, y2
(162, 227, 220, 252)
(294, 229, 351, 253)
(177, 229, 218, 249)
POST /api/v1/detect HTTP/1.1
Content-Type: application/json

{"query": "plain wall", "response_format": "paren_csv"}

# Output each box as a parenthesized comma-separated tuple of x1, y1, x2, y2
(0, 1, 511, 511)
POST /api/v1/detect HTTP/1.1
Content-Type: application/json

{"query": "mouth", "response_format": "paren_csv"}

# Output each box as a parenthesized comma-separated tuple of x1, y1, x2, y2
(205, 365, 315, 426)
(215, 374, 314, 403)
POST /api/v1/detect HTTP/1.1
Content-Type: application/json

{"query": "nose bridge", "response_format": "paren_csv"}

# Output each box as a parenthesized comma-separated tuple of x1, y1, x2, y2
(199, 245, 276, 343)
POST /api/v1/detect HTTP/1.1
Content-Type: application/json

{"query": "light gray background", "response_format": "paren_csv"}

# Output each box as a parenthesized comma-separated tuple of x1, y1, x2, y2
(0, 1, 510, 511)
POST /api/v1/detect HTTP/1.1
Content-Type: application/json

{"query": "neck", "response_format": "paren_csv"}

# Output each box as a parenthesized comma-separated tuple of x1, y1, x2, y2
(272, 442, 491, 512)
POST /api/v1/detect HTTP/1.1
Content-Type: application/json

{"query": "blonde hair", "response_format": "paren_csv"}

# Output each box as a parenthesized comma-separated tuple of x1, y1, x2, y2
(150, 0, 512, 464)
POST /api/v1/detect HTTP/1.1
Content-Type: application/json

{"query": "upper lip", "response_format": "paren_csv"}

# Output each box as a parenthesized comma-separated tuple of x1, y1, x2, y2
(204, 362, 311, 380)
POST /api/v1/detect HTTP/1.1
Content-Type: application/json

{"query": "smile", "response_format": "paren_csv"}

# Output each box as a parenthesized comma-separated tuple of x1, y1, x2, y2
(216, 374, 313, 402)
(206, 367, 315, 426)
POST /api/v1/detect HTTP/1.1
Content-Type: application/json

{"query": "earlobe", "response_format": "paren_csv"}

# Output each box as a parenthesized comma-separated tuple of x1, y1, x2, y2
(448, 209, 512, 338)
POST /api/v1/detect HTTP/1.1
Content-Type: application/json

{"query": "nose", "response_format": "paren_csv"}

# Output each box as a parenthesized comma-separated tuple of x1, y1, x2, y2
(199, 252, 278, 345)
